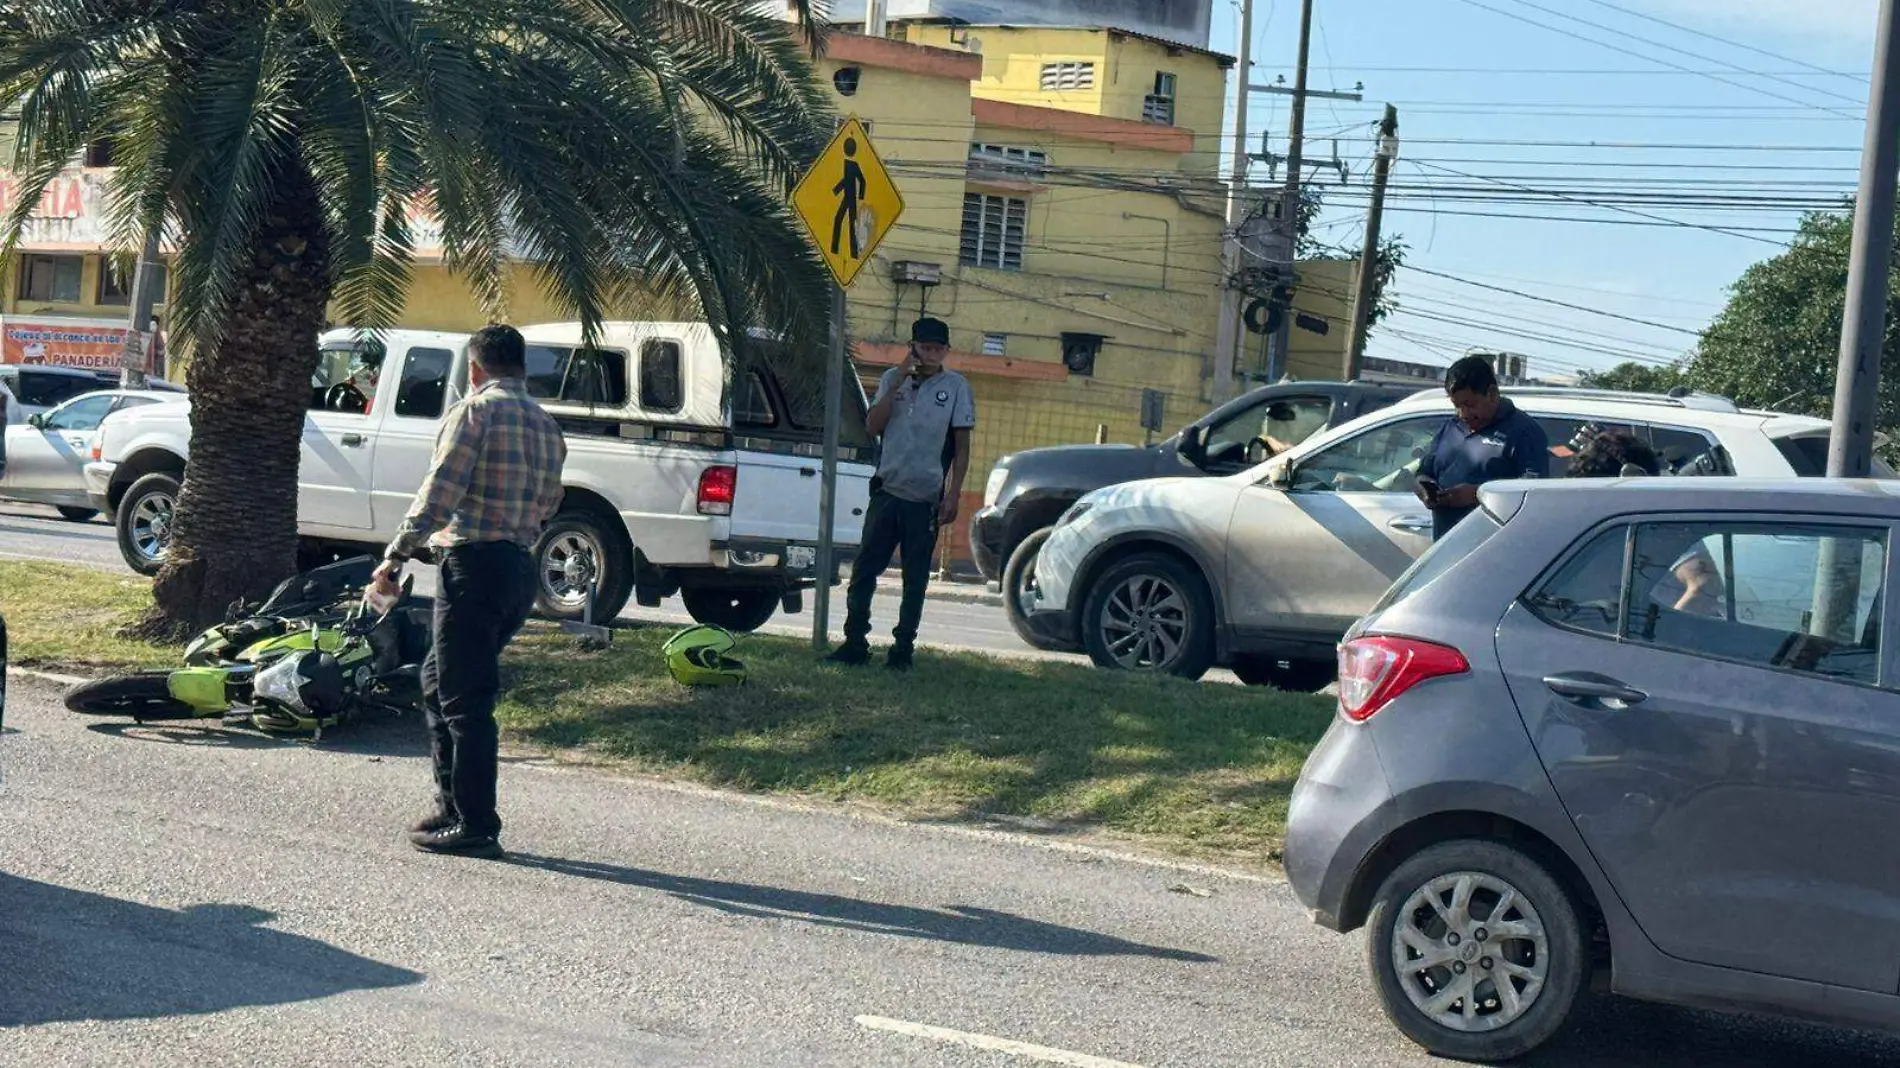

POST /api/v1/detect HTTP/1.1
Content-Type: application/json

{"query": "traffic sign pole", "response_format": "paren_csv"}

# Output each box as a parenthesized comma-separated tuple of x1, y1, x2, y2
(813, 282, 846, 650)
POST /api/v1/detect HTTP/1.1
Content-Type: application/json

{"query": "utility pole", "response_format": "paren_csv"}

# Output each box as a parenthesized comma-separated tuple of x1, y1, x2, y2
(1827, 0, 1900, 478)
(1345, 104, 1397, 380)
(1209, 0, 1254, 403)
(119, 228, 163, 389)
(1267, 0, 1316, 381)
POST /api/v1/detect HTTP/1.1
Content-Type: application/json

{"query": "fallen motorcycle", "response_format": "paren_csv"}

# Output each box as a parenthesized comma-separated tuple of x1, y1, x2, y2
(65, 557, 429, 737)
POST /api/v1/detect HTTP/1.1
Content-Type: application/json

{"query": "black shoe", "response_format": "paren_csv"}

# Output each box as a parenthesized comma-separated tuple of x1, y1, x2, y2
(408, 807, 457, 835)
(409, 824, 503, 858)
(826, 641, 871, 666)
(884, 646, 915, 671)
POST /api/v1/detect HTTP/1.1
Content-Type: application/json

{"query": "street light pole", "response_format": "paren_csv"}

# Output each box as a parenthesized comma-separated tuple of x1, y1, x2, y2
(1828, 0, 1900, 477)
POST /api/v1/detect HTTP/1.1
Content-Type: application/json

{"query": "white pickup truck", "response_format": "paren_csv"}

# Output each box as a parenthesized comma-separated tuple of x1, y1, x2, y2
(84, 323, 877, 632)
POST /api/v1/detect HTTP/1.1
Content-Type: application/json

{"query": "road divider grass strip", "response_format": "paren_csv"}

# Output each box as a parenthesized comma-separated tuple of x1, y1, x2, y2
(0, 560, 1334, 860)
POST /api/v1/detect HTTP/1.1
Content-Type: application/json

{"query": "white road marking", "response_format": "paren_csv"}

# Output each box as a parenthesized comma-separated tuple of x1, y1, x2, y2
(854, 1015, 1150, 1068)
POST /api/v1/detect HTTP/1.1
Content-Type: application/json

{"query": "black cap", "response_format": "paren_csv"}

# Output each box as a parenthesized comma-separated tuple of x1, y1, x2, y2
(910, 317, 950, 346)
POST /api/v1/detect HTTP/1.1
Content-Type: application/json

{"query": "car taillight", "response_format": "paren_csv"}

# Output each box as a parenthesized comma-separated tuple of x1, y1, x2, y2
(1337, 636, 1469, 722)
(697, 465, 737, 516)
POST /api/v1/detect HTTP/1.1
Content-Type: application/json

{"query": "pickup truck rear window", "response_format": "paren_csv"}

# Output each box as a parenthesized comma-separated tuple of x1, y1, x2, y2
(526, 345, 629, 406)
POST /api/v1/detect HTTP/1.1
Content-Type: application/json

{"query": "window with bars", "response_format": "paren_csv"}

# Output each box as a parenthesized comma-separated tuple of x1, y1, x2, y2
(1039, 61, 1095, 91)
(982, 333, 1008, 357)
(959, 194, 1027, 271)
(1143, 72, 1177, 125)
(967, 143, 1048, 177)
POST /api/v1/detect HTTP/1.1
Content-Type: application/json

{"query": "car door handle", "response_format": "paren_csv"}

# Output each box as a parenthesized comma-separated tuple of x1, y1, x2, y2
(800, 468, 817, 478)
(1543, 672, 1649, 706)
(340, 433, 366, 447)
(1388, 515, 1434, 535)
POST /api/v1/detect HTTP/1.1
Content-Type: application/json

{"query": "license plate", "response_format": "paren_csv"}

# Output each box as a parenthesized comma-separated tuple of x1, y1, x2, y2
(786, 545, 816, 570)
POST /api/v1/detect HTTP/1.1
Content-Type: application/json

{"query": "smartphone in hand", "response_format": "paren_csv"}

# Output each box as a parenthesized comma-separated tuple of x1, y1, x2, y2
(1415, 475, 1440, 505)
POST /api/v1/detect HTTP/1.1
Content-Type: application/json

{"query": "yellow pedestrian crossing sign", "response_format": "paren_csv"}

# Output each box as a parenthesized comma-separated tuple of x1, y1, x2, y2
(792, 116, 904, 288)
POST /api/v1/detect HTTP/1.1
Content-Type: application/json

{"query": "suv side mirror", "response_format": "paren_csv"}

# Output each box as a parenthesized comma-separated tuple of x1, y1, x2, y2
(1179, 424, 1210, 467)
(1266, 460, 1293, 489)
(25, 413, 44, 429)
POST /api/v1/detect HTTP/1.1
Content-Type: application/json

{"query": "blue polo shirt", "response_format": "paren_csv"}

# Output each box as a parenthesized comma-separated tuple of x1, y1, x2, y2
(1417, 399, 1549, 540)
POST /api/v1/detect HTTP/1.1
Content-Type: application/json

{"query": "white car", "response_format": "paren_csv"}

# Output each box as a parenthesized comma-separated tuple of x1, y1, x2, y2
(1020, 386, 1891, 687)
(0, 389, 183, 520)
(0, 365, 182, 422)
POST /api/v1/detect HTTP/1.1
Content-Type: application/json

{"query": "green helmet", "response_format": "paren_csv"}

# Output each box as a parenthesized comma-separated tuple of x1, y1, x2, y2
(663, 625, 746, 686)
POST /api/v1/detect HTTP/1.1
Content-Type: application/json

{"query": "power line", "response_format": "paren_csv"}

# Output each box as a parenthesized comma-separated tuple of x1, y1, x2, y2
(1576, 0, 1869, 84)
(1407, 160, 1794, 245)
(1401, 265, 1702, 335)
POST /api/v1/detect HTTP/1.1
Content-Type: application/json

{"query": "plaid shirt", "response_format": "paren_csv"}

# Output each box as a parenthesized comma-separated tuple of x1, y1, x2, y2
(385, 377, 566, 562)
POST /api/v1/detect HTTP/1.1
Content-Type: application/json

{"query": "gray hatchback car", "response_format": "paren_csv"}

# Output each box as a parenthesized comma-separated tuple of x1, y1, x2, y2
(1285, 477, 1900, 1062)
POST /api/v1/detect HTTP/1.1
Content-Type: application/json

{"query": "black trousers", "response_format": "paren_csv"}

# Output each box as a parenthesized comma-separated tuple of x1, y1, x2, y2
(843, 490, 939, 649)
(421, 541, 536, 836)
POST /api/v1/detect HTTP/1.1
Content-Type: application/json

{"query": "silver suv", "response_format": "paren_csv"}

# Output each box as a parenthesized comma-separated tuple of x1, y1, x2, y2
(1285, 477, 1900, 1061)
(1020, 387, 1890, 685)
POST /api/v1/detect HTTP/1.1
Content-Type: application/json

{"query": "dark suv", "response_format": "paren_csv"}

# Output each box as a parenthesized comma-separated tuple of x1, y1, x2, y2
(972, 380, 1417, 646)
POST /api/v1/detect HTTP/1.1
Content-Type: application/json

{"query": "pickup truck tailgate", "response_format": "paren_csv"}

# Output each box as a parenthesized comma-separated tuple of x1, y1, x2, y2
(730, 452, 872, 548)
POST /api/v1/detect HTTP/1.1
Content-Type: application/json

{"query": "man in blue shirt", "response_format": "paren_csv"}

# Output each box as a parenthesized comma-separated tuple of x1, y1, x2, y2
(1415, 356, 1549, 540)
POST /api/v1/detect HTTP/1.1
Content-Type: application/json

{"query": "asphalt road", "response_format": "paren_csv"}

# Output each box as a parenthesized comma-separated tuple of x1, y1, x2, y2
(7, 678, 1900, 1067)
(0, 503, 1051, 661)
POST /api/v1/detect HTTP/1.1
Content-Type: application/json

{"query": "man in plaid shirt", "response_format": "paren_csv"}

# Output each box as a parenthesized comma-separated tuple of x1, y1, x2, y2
(370, 324, 566, 857)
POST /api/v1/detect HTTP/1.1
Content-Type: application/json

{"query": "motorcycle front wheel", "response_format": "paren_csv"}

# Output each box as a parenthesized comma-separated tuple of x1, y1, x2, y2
(64, 674, 201, 720)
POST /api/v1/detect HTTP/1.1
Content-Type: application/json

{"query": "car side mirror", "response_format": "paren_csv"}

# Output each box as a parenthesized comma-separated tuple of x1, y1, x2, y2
(1179, 424, 1210, 467)
(1264, 460, 1293, 489)
(26, 413, 44, 429)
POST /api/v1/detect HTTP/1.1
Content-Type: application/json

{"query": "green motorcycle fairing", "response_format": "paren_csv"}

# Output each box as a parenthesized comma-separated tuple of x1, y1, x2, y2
(168, 625, 371, 715)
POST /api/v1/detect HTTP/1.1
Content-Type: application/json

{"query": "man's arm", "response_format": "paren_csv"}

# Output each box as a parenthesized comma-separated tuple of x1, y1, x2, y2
(866, 368, 902, 436)
(383, 401, 485, 565)
(940, 427, 973, 525)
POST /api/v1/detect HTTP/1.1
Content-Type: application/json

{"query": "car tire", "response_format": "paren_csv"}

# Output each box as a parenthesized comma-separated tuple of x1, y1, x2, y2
(56, 505, 99, 523)
(680, 587, 779, 633)
(116, 472, 181, 577)
(1080, 551, 1215, 680)
(1002, 527, 1066, 650)
(531, 510, 634, 623)
(1366, 839, 1588, 1063)
(1231, 655, 1335, 692)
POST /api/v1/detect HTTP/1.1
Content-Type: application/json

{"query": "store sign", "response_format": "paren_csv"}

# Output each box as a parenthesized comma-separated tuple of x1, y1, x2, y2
(2, 319, 140, 370)
(0, 170, 112, 249)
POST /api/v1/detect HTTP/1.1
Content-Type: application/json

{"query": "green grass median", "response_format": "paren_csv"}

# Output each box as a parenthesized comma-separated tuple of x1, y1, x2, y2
(1, 560, 1335, 861)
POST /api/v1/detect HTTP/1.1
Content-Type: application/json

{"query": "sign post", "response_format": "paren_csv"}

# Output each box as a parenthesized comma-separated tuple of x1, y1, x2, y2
(789, 116, 905, 650)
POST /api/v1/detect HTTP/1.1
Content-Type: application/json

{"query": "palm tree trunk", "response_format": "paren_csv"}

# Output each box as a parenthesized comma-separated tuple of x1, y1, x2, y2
(137, 166, 333, 639)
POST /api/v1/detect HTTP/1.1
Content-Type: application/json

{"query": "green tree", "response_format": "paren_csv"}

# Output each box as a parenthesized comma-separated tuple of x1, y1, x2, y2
(1689, 207, 1900, 433)
(1577, 361, 1686, 394)
(1, 0, 836, 635)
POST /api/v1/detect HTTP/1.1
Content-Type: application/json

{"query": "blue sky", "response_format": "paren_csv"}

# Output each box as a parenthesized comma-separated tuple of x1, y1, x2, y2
(1207, 0, 1883, 379)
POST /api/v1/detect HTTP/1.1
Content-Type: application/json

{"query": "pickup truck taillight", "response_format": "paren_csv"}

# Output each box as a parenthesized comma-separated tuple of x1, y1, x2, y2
(697, 465, 737, 516)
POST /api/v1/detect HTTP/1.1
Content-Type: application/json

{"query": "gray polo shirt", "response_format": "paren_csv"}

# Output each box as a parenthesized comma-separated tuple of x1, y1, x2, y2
(872, 367, 977, 503)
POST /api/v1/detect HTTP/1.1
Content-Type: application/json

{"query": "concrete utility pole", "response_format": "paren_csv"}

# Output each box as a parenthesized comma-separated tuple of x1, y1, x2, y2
(1267, 0, 1317, 380)
(1209, 0, 1255, 403)
(119, 228, 163, 389)
(1345, 104, 1397, 380)
(1828, 0, 1900, 478)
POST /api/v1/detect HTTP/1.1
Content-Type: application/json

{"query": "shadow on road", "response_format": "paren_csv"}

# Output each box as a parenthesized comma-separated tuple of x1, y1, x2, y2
(1525, 994, 1900, 1067)
(503, 852, 1215, 963)
(83, 709, 429, 759)
(0, 874, 422, 1027)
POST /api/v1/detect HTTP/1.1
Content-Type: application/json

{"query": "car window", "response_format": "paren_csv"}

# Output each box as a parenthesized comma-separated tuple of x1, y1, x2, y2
(1526, 526, 1630, 637)
(733, 371, 775, 428)
(393, 347, 453, 420)
(44, 394, 117, 431)
(640, 340, 685, 414)
(1292, 417, 1442, 494)
(1206, 394, 1334, 466)
(17, 370, 110, 409)
(1774, 431, 1900, 478)
(311, 344, 379, 415)
(1537, 417, 1639, 477)
(115, 395, 161, 413)
(1647, 426, 1727, 476)
(525, 345, 630, 407)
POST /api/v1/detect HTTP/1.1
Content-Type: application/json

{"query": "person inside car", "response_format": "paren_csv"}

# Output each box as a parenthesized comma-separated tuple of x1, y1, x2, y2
(1567, 429, 1724, 619)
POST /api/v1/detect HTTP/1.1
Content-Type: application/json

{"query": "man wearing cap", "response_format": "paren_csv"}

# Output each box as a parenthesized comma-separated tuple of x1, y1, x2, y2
(827, 317, 976, 670)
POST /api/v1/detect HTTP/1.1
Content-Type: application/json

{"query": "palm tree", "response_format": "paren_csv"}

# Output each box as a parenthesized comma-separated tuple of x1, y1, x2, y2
(0, 0, 837, 636)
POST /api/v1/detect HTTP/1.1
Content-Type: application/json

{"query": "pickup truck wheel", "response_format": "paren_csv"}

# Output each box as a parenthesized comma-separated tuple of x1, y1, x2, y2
(1002, 527, 1065, 651)
(532, 512, 633, 623)
(57, 506, 100, 523)
(1081, 552, 1215, 680)
(116, 472, 181, 576)
(681, 587, 779, 633)
(1231, 655, 1336, 692)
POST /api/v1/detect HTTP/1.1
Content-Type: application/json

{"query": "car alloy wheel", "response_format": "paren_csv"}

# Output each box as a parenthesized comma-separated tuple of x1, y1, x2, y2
(131, 492, 174, 563)
(540, 529, 602, 611)
(1100, 573, 1189, 670)
(1391, 871, 1550, 1033)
